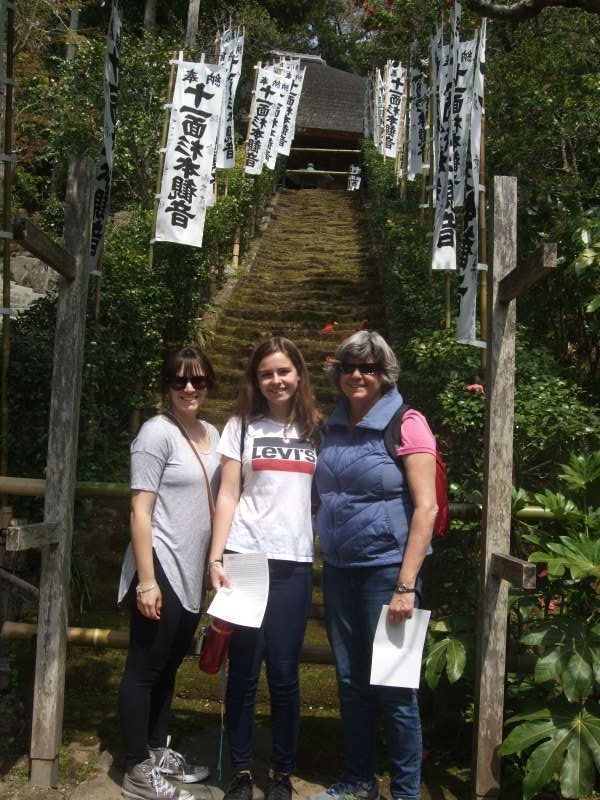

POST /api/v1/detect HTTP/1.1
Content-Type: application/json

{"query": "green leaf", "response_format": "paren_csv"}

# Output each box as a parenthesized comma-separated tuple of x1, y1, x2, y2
(562, 651, 593, 703)
(445, 638, 467, 684)
(499, 719, 557, 756)
(559, 728, 595, 798)
(523, 730, 572, 800)
(424, 639, 448, 689)
(535, 648, 564, 684)
(586, 294, 600, 314)
(580, 707, 600, 771)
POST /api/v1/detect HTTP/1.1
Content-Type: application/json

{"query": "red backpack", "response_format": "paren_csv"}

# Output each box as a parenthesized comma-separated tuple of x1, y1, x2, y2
(383, 403, 450, 536)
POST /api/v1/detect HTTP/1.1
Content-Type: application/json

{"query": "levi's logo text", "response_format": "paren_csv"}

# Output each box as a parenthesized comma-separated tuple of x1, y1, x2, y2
(251, 437, 316, 474)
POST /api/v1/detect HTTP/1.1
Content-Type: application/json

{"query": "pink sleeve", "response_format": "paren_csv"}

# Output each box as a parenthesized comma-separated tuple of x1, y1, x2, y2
(395, 409, 437, 457)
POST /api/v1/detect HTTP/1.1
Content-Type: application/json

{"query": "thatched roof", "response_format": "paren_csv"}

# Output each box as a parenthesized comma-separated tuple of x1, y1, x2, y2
(295, 61, 366, 137)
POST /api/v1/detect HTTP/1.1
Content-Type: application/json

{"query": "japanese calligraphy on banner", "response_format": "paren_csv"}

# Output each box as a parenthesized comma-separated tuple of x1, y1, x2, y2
(90, 1, 121, 273)
(457, 19, 486, 347)
(452, 38, 477, 208)
(216, 29, 244, 169)
(277, 63, 305, 157)
(432, 3, 460, 271)
(407, 66, 428, 181)
(383, 61, 406, 159)
(155, 60, 226, 248)
(347, 164, 362, 192)
(264, 63, 294, 170)
(245, 65, 279, 174)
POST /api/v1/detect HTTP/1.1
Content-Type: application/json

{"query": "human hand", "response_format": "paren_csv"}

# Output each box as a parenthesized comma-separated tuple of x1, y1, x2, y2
(387, 591, 415, 623)
(209, 562, 231, 591)
(136, 584, 162, 620)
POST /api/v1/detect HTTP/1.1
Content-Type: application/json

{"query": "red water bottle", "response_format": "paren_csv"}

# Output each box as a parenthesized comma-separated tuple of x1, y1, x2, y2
(198, 618, 234, 674)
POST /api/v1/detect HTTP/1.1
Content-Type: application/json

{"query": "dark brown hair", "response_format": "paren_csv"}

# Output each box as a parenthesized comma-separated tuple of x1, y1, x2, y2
(160, 345, 216, 396)
(235, 336, 322, 443)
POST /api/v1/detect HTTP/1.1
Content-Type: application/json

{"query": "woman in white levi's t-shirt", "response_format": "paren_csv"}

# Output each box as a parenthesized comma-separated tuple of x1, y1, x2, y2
(209, 336, 322, 800)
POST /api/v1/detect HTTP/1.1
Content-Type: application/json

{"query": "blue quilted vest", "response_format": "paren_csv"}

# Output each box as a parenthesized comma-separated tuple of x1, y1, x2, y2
(315, 386, 414, 568)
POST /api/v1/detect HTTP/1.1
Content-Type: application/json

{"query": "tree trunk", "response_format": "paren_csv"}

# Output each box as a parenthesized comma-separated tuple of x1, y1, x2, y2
(185, 0, 201, 50)
(65, 8, 80, 62)
(144, 0, 158, 32)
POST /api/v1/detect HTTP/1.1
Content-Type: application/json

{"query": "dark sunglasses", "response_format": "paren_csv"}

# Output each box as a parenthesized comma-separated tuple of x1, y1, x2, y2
(340, 362, 381, 375)
(169, 375, 208, 390)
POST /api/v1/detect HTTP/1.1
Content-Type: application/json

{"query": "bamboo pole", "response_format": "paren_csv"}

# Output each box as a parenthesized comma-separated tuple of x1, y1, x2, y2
(231, 62, 259, 267)
(478, 107, 487, 369)
(149, 50, 179, 270)
(0, 0, 14, 525)
(445, 272, 452, 329)
(419, 61, 434, 224)
(0, 475, 129, 498)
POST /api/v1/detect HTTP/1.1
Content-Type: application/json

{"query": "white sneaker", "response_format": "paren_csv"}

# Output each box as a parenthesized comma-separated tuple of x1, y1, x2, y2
(122, 757, 194, 799)
(150, 736, 210, 784)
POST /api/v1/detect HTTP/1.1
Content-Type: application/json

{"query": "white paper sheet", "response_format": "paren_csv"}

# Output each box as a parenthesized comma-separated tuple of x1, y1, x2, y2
(206, 553, 269, 628)
(370, 606, 431, 689)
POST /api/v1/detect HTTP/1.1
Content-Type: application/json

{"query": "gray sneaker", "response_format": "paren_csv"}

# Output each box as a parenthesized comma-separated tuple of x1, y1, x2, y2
(311, 781, 379, 800)
(150, 736, 210, 783)
(122, 757, 194, 800)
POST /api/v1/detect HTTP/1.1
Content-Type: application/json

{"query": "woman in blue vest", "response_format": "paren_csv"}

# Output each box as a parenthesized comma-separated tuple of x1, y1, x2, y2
(313, 331, 438, 800)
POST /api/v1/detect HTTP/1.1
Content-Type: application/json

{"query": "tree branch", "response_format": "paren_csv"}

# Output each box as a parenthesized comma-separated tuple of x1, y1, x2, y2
(463, 0, 600, 20)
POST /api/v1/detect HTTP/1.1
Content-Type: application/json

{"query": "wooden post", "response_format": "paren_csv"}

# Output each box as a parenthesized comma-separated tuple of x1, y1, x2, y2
(29, 157, 94, 787)
(473, 176, 517, 800)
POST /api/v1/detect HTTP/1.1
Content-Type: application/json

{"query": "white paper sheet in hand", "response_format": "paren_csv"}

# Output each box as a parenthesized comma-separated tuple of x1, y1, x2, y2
(370, 606, 431, 689)
(206, 553, 269, 628)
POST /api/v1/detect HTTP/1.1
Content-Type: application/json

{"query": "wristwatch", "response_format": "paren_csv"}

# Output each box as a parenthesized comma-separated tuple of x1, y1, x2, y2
(393, 583, 416, 594)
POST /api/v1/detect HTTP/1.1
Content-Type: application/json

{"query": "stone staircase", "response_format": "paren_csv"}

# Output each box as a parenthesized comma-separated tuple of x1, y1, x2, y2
(200, 187, 382, 427)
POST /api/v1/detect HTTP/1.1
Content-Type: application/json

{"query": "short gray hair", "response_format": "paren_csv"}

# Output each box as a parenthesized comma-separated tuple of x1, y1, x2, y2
(326, 331, 400, 390)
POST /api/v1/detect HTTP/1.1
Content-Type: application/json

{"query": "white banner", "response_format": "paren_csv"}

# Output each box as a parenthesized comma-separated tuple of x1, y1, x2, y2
(155, 60, 226, 248)
(457, 20, 486, 346)
(264, 63, 293, 170)
(90, 1, 121, 272)
(453, 38, 477, 207)
(245, 65, 279, 174)
(432, 5, 460, 271)
(277, 65, 305, 157)
(407, 66, 428, 181)
(375, 69, 385, 154)
(216, 31, 244, 169)
(383, 61, 406, 159)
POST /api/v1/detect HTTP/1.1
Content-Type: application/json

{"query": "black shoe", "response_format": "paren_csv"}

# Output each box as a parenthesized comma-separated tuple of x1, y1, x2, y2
(225, 771, 254, 800)
(267, 773, 293, 800)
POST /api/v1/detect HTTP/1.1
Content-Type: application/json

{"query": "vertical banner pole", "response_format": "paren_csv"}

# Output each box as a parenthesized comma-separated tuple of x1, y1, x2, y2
(478, 106, 488, 368)
(0, 0, 14, 521)
(420, 64, 433, 224)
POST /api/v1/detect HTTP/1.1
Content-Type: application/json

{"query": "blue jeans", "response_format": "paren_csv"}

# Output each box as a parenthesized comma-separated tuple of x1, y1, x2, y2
(225, 559, 312, 773)
(323, 563, 422, 800)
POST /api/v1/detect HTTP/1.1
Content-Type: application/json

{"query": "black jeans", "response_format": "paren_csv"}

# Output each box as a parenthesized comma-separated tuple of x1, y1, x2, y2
(118, 556, 200, 767)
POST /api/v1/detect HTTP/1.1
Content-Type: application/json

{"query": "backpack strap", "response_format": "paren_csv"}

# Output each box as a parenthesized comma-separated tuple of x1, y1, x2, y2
(383, 402, 412, 462)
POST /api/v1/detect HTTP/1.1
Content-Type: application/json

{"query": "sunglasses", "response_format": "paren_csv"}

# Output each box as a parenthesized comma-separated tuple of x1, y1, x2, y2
(339, 363, 381, 375)
(169, 375, 208, 390)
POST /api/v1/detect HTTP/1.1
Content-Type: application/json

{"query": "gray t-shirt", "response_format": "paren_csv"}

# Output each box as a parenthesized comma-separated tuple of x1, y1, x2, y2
(118, 414, 221, 613)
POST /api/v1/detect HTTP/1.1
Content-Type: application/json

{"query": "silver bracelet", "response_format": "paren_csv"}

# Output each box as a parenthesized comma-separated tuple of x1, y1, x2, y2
(136, 582, 156, 597)
(208, 559, 223, 568)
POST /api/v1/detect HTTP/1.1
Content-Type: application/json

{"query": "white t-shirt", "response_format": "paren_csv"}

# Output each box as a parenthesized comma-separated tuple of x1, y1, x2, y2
(217, 415, 316, 562)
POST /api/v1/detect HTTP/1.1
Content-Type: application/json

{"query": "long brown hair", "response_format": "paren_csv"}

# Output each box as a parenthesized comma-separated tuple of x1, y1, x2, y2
(235, 337, 322, 444)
